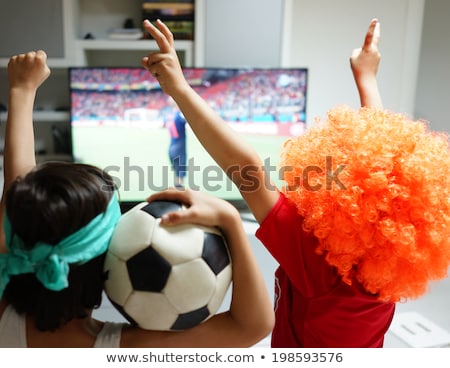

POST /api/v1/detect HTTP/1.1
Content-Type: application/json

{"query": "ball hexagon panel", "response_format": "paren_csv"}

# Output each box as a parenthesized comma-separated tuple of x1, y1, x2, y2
(108, 298, 139, 326)
(125, 291, 180, 331)
(104, 252, 134, 305)
(108, 202, 156, 261)
(164, 259, 217, 312)
(151, 223, 204, 265)
(207, 264, 233, 314)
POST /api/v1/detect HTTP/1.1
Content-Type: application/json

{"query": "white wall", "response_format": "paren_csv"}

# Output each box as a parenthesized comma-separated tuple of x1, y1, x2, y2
(282, 0, 425, 126)
(414, 0, 450, 132)
(195, 0, 284, 68)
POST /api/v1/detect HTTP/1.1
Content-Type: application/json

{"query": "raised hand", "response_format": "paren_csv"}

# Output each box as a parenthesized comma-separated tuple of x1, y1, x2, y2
(141, 19, 189, 97)
(8, 50, 51, 91)
(1, 50, 51, 253)
(350, 19, 383, 109)
(350, 19, 381, 81)
(147, 188, 239, 231)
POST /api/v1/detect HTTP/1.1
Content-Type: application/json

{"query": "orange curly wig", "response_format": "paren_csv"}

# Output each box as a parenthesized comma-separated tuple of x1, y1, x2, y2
(280, 106, 450, 303)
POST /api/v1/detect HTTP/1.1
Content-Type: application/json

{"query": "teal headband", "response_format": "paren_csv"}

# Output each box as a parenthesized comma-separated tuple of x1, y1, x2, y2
(0, 192, 121, 298)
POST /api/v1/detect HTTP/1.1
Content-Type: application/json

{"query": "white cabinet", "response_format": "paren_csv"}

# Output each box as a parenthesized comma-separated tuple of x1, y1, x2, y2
(75, 38, 194, 67)
(0, 0, 195, 68)
(71, 0, 195, 67)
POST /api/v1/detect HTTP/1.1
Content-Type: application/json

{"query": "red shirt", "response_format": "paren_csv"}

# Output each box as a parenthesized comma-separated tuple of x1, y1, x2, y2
(256, 193, 395, 347)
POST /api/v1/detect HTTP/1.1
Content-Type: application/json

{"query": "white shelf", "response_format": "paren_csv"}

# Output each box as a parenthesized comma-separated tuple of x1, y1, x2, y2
(78, 39, 192, 51)
(34, 111, 70, 122)
(0, 111, 70, 122)
(76, 39, 194, 66)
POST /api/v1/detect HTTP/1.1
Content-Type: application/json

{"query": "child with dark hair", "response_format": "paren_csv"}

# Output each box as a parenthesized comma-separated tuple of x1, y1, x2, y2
(142, 18, 450, 347)
(0, 50, 274, 347)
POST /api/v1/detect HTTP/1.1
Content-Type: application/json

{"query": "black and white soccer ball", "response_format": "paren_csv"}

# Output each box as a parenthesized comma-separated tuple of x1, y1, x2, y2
(104, 200, 232, 331)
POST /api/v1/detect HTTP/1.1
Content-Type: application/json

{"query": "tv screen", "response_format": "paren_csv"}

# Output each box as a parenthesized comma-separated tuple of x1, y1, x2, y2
(69, 67, 308, 208)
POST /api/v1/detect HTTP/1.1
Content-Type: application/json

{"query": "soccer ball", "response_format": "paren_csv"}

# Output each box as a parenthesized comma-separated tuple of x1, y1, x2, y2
(104, 200, 232, 331)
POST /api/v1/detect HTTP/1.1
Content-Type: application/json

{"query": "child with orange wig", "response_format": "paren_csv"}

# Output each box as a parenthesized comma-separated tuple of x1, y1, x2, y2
(143, 18, 450, 347)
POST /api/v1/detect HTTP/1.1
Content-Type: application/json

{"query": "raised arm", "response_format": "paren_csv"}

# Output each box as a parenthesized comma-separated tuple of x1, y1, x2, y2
(122, 188, 274, 347)
(141, 20, 279, 224)
(0, 51, 50, 252)
(350, 19, 383, 109)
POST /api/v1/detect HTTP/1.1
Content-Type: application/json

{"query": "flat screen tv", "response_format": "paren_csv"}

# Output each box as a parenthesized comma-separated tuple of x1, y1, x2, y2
(69, 67, 308, 210)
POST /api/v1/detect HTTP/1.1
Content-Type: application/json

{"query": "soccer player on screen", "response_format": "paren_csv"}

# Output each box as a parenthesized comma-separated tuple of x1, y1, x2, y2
(166, 106, 187, 187)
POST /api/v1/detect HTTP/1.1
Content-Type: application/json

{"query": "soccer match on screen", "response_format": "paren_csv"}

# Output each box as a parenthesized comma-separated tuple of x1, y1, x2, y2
(70, 66, 308, 202)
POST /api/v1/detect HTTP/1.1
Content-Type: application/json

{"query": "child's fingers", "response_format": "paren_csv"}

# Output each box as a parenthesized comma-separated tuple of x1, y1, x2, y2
(350, 47, 361, 61)
(146, 187, 190, 205)
(155, 19, 175, 47)
(372, 20, 380, 47)
(160, 208, 198, 226)
(143, 19, 173, 53)
(362, 19, 380, 50)
(142, 53, 161, 71)
(35, 49, 48, 62)
(141, 56, 149, 69)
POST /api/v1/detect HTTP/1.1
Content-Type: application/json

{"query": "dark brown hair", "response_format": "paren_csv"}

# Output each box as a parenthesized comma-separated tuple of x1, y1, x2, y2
(3, 161, 117, 331)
